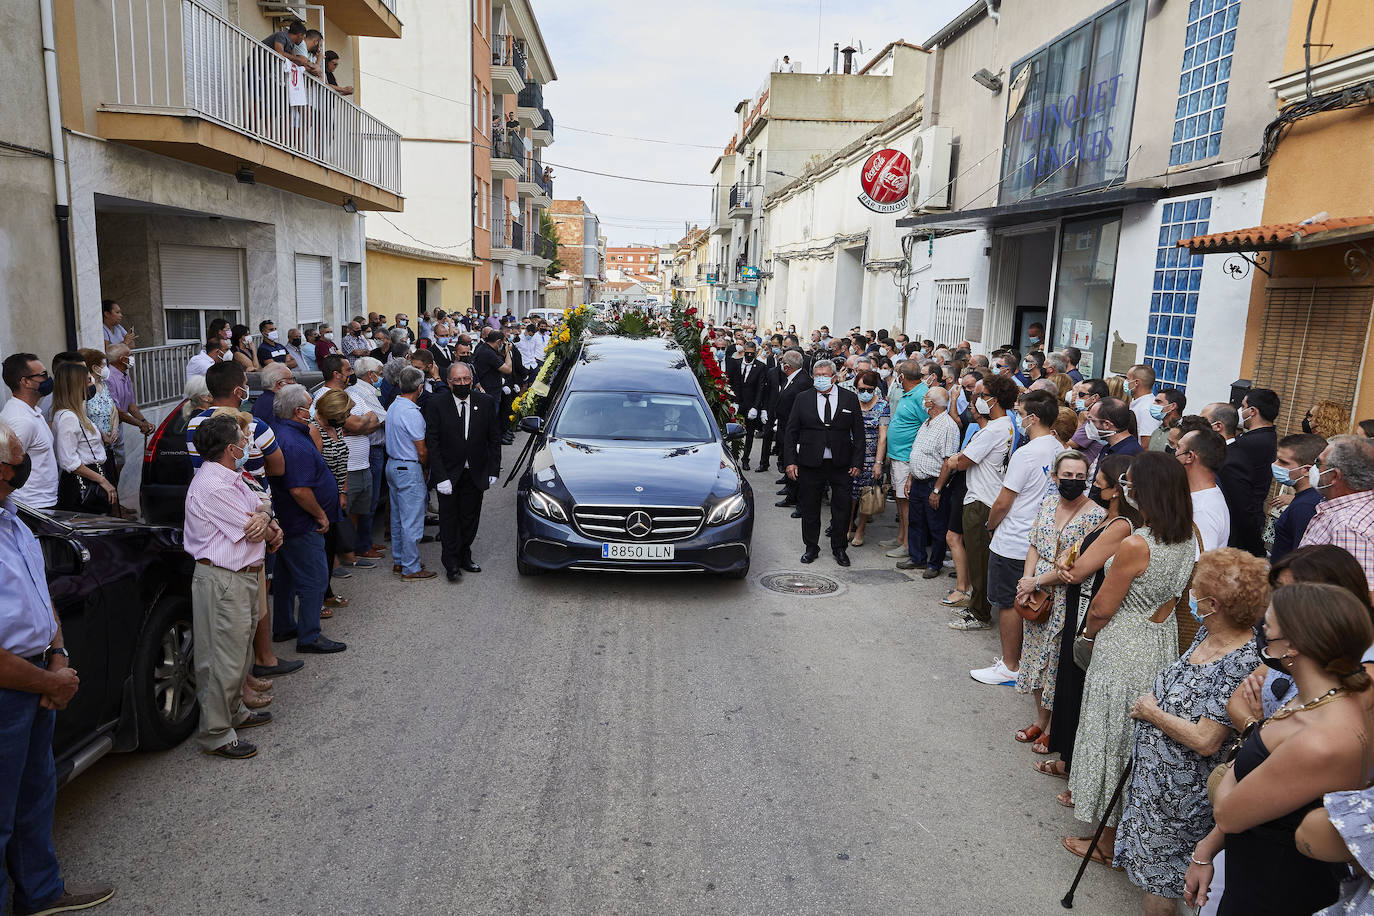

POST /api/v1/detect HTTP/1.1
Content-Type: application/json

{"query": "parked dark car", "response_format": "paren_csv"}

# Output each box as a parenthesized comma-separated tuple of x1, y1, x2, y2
(17, 501, 198, 785)
(514, 336, 753, 578)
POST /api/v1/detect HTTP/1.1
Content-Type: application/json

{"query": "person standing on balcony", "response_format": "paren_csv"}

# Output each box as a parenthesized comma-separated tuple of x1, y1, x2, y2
(323, 50, 353, 97)
(263, 20, 319, 78)
(101, 299, 136, 351)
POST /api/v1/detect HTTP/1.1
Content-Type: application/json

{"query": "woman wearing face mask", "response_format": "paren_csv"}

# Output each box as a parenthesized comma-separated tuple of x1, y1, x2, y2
(1183, 583, 1374, 915)
(230, 324, 262, 372)
(1114, 548, 1267, 915)
(1064, 451, 1196, 867)
(1038, 454, 1142, 790)
(1012, 451, 1106, 753)
(847, 370, 889, 547)
(1303, 400, 1351, 439)
(79, 348, 120, 488)
(52, 362, 117, 514)
(310, 389, 355, 613)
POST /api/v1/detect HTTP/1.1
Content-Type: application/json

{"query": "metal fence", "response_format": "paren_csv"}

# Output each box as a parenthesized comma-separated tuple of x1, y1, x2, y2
(130, 342, 200, 407)
(492, 32, 527, 77)
(109, 0, 402, 195)
(492, 130, 526, 166)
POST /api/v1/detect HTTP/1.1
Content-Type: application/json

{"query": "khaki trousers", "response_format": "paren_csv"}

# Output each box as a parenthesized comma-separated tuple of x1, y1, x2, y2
(961, 500, 993, 622)
(191, 563, 259, 751)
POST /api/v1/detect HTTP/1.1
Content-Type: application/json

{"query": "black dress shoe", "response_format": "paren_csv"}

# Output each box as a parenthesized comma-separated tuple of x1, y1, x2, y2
(790, 509, 802, 518)
(446, 570, 462, 583)
(235, 710, 273, 729)
(774, 476, 788, 485)
(205, 739, 257, 759)
(776, 488, 789, 496)
(270, 628, 297, 643)
(460, 561, 482, 573)
(833, 549, 851, 567)
(757, 464, 771, 473)
(296, 636, 347, 654)
(741, 461, 751, 471)
(800, 550, 819, 564)
(774, 498, 797, 508)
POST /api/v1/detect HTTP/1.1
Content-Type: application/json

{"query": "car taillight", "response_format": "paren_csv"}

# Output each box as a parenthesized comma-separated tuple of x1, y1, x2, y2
(144, 402, 180, 464)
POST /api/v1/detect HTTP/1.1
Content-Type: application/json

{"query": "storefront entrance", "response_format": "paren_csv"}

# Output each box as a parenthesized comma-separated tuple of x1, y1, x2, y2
(988, 227, 1055, 353)
(1050, 213, 1122, 379)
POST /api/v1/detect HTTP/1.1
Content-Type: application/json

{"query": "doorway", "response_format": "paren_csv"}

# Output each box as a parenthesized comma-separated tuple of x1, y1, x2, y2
(988, 228, 1055, 352)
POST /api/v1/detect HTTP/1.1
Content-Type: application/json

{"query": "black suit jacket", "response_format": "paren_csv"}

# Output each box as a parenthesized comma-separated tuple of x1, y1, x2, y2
(782, 386, 866, 470)
(734, 358, 771, 414)
(1220, 425, 1277, 554)
(422, 390, 502, 490)
(430, 343, 455, 375)
(773, 368, 807, 449)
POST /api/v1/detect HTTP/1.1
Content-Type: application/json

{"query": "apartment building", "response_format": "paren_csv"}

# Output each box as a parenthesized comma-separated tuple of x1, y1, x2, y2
(898, 0, 1288, 404)
(548, 197, 604, 307)
(1, 0, 406, 408)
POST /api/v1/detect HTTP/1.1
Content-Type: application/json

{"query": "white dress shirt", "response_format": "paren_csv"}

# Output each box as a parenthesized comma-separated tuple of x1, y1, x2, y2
(0, 397, 59, 508)
(815, 388, 836, 459)
(52, 409, 105, 472)
(452, 393, 471, 468)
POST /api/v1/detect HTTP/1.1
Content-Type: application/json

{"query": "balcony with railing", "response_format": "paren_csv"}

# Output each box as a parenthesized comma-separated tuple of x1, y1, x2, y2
(516, 80, 543, 129)
(96, 0, 402, 210)
(490, 196, 520, 261)
(531, 106, 554, 147)
(517, 153, 552, 207)
(318, 0, 402, 39)
(728, 183, 753, 219)
(490, 130, 526, 181)
(491, 33, 527, 95)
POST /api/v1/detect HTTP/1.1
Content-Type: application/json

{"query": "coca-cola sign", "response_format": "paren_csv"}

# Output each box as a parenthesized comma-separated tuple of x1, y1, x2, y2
(858, 148, 911, 213)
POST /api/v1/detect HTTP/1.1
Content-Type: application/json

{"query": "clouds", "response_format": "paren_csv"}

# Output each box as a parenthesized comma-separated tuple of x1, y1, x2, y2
(534, 0, 948, 245)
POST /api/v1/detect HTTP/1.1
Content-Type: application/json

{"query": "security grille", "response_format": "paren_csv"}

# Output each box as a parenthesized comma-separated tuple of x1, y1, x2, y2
(932, 279, 969, 345)
(572, 505, 705, 542)
(1251, 281, 1373, 436)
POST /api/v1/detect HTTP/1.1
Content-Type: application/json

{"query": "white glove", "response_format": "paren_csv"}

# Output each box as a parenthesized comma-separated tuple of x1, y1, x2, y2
(502, 386, 512, 394)
(761, 411, 769, 423)
(436, 479, 453, 496)
(747, 408, 758, 419)
(488, 476, 498, 487)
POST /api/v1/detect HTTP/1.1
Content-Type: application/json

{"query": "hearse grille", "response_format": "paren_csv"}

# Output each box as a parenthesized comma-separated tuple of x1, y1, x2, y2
(572, 505, 705, 542)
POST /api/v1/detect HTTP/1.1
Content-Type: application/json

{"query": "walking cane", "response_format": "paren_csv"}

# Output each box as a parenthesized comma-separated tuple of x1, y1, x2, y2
(1061, 761, 1131, 909)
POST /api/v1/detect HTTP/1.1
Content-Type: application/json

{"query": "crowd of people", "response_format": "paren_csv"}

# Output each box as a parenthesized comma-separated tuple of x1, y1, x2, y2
(8, 300, 1374, 914)
(702, 316, 1374, 915)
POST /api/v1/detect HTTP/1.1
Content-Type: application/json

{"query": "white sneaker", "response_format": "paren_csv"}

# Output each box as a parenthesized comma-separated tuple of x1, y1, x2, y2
(970, 657, 1018, 685)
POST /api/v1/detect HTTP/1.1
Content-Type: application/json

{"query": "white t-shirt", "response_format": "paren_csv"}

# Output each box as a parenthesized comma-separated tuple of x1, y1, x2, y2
(0, 397, 59, 508)
(186, 351, 216, 380)
(990, 433, 1062, 559)
(962, 414, 1014, 506)
(1191, 486, 1231, 552)
(344, 391, 374, 472)
(1132, 394, 1161, 442)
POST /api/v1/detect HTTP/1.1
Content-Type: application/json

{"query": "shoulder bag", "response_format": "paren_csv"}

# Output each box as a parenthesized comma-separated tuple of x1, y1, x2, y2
(1016, 508, 1089, 625)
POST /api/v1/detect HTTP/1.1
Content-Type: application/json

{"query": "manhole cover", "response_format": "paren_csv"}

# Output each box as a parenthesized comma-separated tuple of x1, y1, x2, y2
(759, 572, 841, 596)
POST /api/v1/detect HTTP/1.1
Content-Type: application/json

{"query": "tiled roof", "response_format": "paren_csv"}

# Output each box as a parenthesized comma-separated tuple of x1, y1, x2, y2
(1179, 215, 1374, 252)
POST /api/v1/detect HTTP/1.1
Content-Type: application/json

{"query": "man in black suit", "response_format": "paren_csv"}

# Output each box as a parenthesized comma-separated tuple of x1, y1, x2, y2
(771, 349, 808, 509)
(783, 358, 866, 566)
(423, 362, 503, 582)
(1215, 387, 1280, 556)
(734, 343, 774, 471)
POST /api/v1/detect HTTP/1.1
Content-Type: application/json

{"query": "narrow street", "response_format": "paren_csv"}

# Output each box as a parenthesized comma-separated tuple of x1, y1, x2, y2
(53, 455, 1135, 915)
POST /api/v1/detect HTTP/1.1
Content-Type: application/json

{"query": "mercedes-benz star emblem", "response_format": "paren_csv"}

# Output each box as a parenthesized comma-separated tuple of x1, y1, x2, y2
(625, 510, 653, 538)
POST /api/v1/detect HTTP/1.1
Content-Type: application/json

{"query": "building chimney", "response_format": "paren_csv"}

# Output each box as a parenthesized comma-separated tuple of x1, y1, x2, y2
(841, 45, 857, 74)
(832, 42, 839, 74)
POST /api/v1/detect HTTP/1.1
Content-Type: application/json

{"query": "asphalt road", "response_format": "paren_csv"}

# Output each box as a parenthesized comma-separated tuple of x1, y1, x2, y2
(52, 455, 1139, 915)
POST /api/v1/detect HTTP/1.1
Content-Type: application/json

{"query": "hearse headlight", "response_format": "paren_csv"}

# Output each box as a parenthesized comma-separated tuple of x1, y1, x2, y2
(706, 493, 747, 526)
(529, 488, 570, 523)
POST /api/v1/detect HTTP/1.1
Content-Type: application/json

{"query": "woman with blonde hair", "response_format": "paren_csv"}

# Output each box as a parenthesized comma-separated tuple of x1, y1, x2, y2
(78, 347, 120, 480)
(1304, 400, 1350, 439)
(311, 388, 354, 612)
(1105, 376, 1128, 401)
(52, 362, 117, 513)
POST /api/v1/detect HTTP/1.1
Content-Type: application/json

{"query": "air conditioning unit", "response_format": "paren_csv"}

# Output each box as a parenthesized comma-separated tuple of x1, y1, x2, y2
(909, 126, 953, 212)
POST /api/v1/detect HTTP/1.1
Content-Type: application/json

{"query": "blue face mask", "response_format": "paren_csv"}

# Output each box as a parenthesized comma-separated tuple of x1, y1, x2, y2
(857, 389, 875, 403)
(233, 443, 250, 470)
(772, 346, 782, 355)
(1074, 397, 1086, 412)
(1188, 594, 1214, 625)
(437, 336, 451, 346)
(1149, 404, 1166, 421)
(814, 375, 834, 393)
(372, 378, 384, 392)
(1271, 463, 1293, 486)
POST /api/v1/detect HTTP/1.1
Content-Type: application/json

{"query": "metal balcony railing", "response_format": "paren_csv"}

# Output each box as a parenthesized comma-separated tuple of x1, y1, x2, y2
(728, 183, 751, 211)
(536, 107, 554, 139)
(490, 194, 510, 247)
(492, 32, 527, 77)
(129, 342, 201, 407)
(511, 219, 525, 251)
(107, 0, 401, 195)
(518, 80, 543, 109)
(492, 130, 526, 164)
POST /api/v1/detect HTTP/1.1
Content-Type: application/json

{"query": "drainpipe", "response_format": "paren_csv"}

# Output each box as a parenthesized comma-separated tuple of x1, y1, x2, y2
(40, 0, 78, 350)
(983, 0, 1000, 24)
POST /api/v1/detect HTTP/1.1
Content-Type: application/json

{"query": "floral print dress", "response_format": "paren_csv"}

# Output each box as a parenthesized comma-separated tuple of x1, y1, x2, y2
(1015, 494, 1105, 708)
(851, 398, 890, 497)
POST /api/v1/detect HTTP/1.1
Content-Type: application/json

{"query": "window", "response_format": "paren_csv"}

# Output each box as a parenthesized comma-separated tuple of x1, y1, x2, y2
(1144, 197, 1209, 391)
(1170, 0, 1241, 166)
(932, 279, 970, 345)
(159, 244, 244, 343)
(340, 261, 360, 323)
(473, 78, 480, 131)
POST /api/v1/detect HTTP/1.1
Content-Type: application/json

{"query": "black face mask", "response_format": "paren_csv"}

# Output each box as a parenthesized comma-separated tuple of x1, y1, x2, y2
(37, 378, 54, 397)
(1254, 627, 1291, 673)
(4, 453, 33, 491)
(1301, 414, 1313, 434)
(451, 384, 472, 399)
(1057, 479, 1088, 502)
(1090, 491, 1111, 510)
(346, 374, 357, 387)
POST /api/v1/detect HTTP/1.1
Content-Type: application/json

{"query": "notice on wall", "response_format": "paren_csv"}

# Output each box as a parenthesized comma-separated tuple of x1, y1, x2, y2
(1078, 350, 1095, 378)
(1058, 316, 1074, 347)
(1071, 319, 1094, 349)
(284, 63, 308, 107)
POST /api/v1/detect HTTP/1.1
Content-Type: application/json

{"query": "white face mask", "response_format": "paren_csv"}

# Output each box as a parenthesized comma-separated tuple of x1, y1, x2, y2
(125, 356, 135, 367)
(99, 365, 110, 380)
(267, 330, 279, 341)
(1310, 464, 1335, 490)
(323, 332, 334, 340)
(879, 368, 892, 379)
(974, 397, 991, 416)
(1084, 420, 1108, 443)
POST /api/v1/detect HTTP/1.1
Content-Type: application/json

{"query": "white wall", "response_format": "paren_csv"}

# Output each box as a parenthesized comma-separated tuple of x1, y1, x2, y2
(905, 230, 991, 348)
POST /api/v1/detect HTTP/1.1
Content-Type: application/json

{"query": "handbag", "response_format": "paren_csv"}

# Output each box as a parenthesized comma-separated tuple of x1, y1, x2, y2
(857, 480, 887, 516)
(1017, 513, 1087, 625)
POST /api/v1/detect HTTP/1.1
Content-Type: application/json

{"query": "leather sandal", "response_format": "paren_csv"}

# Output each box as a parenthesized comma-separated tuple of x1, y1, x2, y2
(1062, 835, 1119, 870)
(1032, 733, 1051, 754)
(1015, 724, 1043, 744)
(1034, 759, 1069, 779)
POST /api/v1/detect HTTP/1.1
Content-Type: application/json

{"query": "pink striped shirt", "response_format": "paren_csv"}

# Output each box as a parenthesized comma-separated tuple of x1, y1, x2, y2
(1301, 490, 1374, 588)
(184, 460, 267, 570)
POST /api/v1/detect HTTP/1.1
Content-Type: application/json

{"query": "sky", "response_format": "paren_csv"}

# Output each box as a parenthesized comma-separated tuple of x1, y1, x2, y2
(534, 0, 955, 248)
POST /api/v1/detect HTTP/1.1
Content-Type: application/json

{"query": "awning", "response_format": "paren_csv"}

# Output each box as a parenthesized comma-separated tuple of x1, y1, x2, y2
(897, 186, 1163, 231)
(1178, 216, 1374, 253)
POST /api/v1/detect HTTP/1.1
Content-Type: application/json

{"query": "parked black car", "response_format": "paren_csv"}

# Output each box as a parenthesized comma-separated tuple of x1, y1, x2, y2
(17, 502, 198, 784)
(514, 336, 754, 578)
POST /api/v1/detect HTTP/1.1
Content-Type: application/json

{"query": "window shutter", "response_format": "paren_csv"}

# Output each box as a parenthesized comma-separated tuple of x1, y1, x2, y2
(160, 244, 243, 312)
(294, 254, 326, 324)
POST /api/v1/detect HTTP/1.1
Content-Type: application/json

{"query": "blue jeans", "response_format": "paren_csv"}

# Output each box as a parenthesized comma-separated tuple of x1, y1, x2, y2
(387, 460, 426, 574)
(0, 683, 64, 914)
(272, 531, 328, 645)
(356, 443, 386, 554)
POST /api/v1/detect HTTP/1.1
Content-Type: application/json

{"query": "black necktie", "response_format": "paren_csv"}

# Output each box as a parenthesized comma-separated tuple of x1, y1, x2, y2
(823, 393, 832, 425)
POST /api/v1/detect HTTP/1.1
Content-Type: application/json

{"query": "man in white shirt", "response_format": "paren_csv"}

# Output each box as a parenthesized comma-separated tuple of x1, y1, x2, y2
(1126, 363, 1161, 446)
(186, 332, 228, 381)
(972, 389, 1062, 686)
(779, 55, 794, 72)
(1176, 427, 1231, 551)
(0, 354, 60, 509)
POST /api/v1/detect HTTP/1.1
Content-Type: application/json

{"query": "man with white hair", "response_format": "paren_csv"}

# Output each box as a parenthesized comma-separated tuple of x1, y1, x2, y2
(251, 360, 295, 428)
(898, 385, 960, 577)
(0, 419, 115, 913)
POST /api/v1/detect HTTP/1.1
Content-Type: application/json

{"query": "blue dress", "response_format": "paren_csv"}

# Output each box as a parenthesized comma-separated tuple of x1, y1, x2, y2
(852, 398, 889, 497)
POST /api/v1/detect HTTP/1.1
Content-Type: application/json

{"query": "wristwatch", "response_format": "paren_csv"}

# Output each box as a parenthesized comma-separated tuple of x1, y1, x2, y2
(44, 646, 70, 663)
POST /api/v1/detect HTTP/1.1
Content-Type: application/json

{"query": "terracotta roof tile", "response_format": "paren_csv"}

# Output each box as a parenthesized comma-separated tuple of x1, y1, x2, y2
(1179, 216, 1374, 251)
